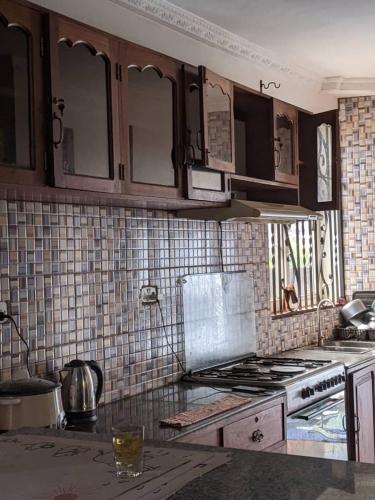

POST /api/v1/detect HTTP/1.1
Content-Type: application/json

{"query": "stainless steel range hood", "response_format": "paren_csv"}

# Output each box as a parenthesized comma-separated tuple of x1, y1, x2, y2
(177, 200, 322, 223)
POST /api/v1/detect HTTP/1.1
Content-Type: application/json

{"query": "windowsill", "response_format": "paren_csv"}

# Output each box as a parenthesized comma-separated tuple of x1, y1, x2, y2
(271, 305, 336, 320)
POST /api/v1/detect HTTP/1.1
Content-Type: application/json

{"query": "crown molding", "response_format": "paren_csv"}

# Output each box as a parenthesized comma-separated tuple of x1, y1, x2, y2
(321, 76, 375, 96)
(110, 0, 319, 85)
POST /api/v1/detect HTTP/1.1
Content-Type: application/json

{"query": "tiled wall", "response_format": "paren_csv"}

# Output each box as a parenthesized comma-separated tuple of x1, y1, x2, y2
(339, 96, 375, 296)
(0, 200, 336, 403)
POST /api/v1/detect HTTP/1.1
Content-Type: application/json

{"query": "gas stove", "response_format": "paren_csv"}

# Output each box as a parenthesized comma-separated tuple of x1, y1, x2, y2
(183, 355, 346, 414)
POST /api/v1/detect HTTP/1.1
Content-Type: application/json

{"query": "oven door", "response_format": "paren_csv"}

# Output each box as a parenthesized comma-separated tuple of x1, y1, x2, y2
(287, 391, 347, 461)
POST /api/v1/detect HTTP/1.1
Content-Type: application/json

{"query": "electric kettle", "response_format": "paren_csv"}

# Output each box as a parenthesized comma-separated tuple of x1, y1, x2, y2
(59, 359, 103, 422)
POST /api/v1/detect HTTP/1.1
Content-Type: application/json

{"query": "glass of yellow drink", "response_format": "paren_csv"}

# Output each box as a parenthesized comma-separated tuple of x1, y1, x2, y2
(112, 423, 145, 478)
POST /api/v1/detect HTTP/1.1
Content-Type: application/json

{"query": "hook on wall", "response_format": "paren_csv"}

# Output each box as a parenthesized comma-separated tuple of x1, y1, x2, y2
(260, 80, 281, 93)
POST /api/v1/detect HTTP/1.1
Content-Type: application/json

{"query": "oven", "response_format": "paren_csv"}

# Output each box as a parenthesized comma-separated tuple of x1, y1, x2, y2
(287, 390, 347, 461)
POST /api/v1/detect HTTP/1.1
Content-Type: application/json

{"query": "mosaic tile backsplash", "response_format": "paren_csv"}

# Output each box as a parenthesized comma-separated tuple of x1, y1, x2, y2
(0, 200, 336, 404)
(339, 96, 375, 297)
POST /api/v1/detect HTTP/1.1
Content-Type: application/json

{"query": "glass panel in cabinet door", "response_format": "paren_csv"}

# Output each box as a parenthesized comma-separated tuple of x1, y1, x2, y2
(58, 42, 110, 178)
(207, 84, 232, 163)
(191, 167, 222, 191)
(128, 67, 175, 186)
(275, 115, 293, 175)
(317, 123, 333, 203)
(0, 22, 31, 168)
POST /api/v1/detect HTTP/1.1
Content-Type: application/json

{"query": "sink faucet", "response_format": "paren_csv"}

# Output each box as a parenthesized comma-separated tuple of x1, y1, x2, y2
(317, 298, 335, 347)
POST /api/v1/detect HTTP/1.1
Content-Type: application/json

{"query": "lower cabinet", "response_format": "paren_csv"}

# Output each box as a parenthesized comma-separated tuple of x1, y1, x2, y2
(347, 361, 375, 463)
(174, 395, 286, 453)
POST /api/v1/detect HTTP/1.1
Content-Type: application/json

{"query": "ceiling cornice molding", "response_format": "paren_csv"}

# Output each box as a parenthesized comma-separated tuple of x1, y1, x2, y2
(109, 0, 319, 85)
(321, 76, 375, 96)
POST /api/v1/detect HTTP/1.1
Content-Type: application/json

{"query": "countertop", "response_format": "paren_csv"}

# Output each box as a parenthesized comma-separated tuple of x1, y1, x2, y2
(67, 382, 285, 441)
(4, 428, 375, 500)
(277, 345, 375, 370)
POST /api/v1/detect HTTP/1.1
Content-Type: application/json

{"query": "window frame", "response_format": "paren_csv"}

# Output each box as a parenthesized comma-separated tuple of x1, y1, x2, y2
(268, 210, 344, 317)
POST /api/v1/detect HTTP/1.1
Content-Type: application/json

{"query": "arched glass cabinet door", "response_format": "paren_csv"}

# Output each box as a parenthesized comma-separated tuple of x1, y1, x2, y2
(0, 0, 45, 185)
(199, 66, 235, 173)
(48, 15, 121, 193)
(182, 64, 231, 202)
(119, 44, 181, 199)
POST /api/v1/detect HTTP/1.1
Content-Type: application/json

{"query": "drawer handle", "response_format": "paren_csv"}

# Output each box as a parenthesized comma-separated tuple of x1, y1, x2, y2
(251, 429, 264, 443)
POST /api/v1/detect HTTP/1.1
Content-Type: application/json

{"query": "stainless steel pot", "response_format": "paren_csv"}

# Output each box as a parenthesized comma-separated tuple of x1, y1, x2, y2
(341, 299, 368, 324)
(0, 378, 65, 431)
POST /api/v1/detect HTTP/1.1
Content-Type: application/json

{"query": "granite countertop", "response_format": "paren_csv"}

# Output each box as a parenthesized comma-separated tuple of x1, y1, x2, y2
(68, 382, 285, 441)
(5, 428, 375, 500)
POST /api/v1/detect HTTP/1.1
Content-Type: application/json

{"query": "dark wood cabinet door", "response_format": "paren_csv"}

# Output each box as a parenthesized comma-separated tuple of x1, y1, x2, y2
(0, 0, 46, 186)
(47, 15, 121, 193)
(347, 363, 375, 463)
(119, 43, 182, 199)
(273, 99, 299, 186)
(199, 66, 235, 174)
(299, 109, 339, 211)
(182, 65, 230, 202)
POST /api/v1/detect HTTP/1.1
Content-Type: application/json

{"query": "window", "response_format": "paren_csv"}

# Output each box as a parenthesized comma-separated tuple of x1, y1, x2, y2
(268, 210, 344, 315)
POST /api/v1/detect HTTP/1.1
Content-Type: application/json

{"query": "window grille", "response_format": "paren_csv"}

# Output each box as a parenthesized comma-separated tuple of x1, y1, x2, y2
(268, 210, 344, 315)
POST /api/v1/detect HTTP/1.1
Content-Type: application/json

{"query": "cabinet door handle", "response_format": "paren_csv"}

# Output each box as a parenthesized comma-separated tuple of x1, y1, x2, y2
(355, 415, 361, 433)
(53, 97, 65, 148)
(251, 429, 264, 442)
(53, 112, 64, 148)
(274, 138, 281, 168)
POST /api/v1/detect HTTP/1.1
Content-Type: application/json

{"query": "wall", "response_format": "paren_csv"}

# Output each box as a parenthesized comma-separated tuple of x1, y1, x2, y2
(0, 199, 336, 404)
(339, 96, 375, 297)
(30, 0, 337, 113)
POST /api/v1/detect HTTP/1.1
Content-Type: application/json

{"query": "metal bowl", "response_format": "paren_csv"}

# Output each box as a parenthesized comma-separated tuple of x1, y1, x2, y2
(341, 299, 368, 323)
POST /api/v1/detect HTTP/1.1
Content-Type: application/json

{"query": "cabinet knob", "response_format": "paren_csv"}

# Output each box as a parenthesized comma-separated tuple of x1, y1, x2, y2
(251, 429, 264, 443)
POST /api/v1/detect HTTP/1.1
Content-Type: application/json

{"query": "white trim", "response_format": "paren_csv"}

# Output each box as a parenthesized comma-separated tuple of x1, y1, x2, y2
(110, 0, 319, 85)
(321, 76, 375, 96)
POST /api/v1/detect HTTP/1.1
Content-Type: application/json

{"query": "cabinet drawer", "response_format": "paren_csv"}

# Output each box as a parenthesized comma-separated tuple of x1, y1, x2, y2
(223, 403, 284, 451)
(175, 426, 220, 447)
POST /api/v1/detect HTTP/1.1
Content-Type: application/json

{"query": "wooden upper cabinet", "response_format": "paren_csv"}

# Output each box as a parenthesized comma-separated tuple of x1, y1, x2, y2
(119, 43, 182, 198)
(199, 67, 235, 174)
(299, 109, 340, 211)
(0, 0, 46, 185)
(182, 64, 230, 202)
(47, 15, 121, 193)
(273, 99, 299, 186)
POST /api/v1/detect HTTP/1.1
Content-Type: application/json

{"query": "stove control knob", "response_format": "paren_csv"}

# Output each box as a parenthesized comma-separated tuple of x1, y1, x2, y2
(322, 381, 327, 390)
(334, 376, 339, 385)
(308, 387, 315, 396)
(302, 388, 308, 399)
(316, 383, 323, 392)
(327, 379, 332, 388)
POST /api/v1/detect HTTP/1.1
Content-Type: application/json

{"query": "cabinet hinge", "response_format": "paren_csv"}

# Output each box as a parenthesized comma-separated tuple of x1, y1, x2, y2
(115, 63, 123, 82)
(40, 37, 45, 57)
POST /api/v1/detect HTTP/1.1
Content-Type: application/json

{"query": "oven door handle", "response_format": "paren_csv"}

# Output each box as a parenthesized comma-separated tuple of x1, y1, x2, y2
(290, 398, 344, 421)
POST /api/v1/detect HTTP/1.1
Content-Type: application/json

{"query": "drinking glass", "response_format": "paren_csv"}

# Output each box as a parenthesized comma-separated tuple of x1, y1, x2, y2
(112, 423, 145, 478)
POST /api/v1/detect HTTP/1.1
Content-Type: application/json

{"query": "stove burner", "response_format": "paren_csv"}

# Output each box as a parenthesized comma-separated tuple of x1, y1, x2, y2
(270, 365, 306, 375)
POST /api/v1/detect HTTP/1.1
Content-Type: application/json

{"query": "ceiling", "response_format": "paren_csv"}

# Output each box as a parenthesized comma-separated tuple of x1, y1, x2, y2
(168, 0, 375, 78)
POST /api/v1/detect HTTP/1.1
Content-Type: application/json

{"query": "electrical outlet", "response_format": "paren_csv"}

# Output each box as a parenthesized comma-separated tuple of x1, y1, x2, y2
(0, 302, 7, 323)
(140, 285, 158, 304)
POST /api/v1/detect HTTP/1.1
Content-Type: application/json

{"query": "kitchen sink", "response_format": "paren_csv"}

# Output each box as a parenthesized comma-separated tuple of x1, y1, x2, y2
(324, 340, 375, 349)
(314, 345, 372, 354)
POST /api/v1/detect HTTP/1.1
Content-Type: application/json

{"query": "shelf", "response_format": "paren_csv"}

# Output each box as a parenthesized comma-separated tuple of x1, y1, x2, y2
(230, 174, 299, 192)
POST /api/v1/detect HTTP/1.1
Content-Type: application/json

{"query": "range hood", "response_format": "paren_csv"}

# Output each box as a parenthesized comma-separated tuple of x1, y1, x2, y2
(177, 200, 322, 223)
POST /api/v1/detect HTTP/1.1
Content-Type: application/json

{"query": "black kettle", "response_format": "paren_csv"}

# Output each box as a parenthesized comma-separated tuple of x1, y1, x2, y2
(59, 359, 103, 422)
